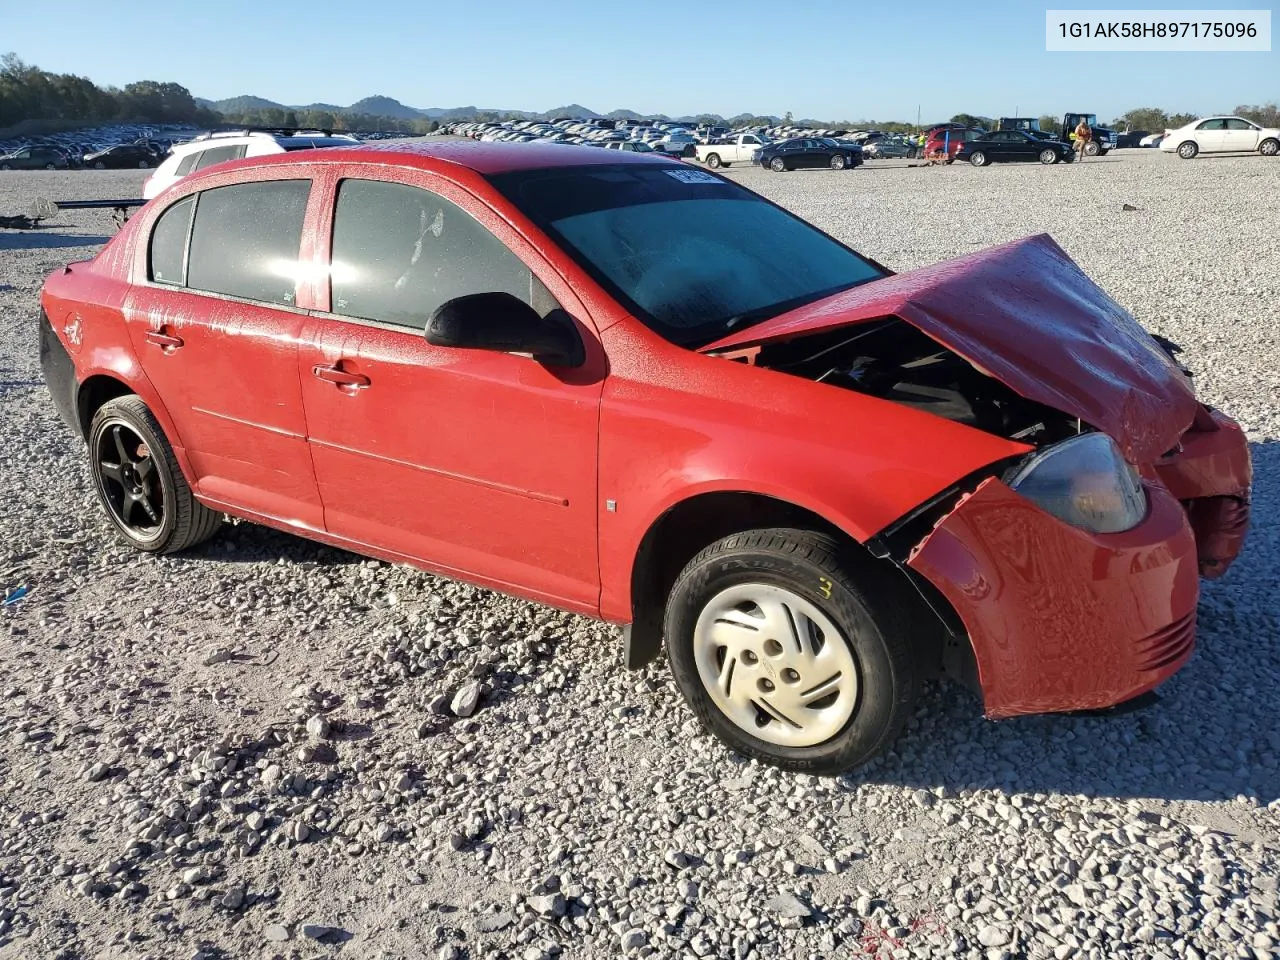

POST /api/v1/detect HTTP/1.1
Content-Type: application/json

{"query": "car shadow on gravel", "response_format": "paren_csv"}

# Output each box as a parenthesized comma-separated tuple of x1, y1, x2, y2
(189, 521, 363, 568)
(849, 439, 1279, 807)
(0, 232, 112, 250)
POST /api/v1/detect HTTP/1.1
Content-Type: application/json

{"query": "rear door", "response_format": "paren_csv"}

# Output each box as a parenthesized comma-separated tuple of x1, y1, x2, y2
(122, 175, 324, 527)
(1195, 119, 1228, 151)
(297, 168, 603, 611)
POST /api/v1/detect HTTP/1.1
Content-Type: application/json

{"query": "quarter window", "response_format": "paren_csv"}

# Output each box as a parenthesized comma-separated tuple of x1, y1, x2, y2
(193, 144, 247, 171)
(174, 152, 201, 176)
(149, 195, 196, 286)
(329, 179, 539, 330)
(186, 180, 310, 305)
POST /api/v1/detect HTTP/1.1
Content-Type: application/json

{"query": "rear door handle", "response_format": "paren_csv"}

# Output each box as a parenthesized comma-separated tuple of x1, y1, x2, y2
(312, 364, 371, 388)
(145, 329, 184, 349)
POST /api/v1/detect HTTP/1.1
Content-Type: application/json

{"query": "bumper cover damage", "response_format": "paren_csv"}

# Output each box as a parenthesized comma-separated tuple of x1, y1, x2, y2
(907, 416, 1250, 719)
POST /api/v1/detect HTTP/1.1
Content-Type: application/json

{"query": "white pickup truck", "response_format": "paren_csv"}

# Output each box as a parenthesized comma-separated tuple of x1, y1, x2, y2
(695, 134, 771, 168)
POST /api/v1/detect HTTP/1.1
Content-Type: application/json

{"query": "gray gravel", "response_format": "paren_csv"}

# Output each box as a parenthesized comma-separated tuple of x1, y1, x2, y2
(1, 151, 1278, 960)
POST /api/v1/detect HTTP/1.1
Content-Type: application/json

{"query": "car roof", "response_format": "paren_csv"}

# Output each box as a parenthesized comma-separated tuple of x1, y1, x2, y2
(224, 139, 681, 175)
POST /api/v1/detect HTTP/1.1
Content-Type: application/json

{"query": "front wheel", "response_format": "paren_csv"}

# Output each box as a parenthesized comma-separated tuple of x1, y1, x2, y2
(89, 395, 223, 554)
(45, 163, 57, 170)
(1259, 139, 1279, 157)
(969, 151, 988, 167)
(1084, 141, 1100, 156)
(1039, 148, 1058, 164)
(829, 154, 846, 170)
(1177, 141, 1199, 159)
(93, 161, 105, 169)
(769, 157, 786, 172)
(138, 159, 151, 168)
(665, 529, 919, 773)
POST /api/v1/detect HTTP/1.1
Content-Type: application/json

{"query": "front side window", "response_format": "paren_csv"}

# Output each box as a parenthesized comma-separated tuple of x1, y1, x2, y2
(1224, 118, 1255, 130)
(186, 179, 310, 305)
(489, 165, 884, 347)
(329, 179, 536, 330)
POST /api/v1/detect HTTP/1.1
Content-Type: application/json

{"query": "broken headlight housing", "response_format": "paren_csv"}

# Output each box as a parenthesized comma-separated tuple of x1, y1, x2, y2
(1006, 433, 1147, 534)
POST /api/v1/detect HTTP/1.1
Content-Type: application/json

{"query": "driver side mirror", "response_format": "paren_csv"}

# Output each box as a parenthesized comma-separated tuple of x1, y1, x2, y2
(425, 293, 585, 368)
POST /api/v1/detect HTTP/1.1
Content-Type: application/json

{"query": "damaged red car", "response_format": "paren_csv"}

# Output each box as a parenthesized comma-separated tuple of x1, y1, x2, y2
(39, 142, 1251, 772)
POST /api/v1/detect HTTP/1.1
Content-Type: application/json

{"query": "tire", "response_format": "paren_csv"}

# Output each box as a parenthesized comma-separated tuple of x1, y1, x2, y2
(969, 151, 987, 167)
(1039, 149, 1058, 164)
(1084, 141, 1100, 156)
(1177, 141, 1199, 159)
(44, 163, 56, 170)
(1259, 139, 1279, 157)
(664, 528, 919, 773)
(0, 164, 10, 171)
(138, 159, 151, 168)
(705, 153, 722, 168)
(769, 157, 786, 172)
(88, 395, 222, 554)
(94, 161, 105, 169)
(830, 154, 846, 170)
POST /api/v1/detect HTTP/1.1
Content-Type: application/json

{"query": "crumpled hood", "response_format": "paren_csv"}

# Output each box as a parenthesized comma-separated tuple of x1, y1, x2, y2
(702, 234, 1198, 463)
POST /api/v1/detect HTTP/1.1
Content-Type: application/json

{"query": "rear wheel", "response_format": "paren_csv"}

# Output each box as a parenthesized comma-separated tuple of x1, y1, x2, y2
(770, 157, 786, 172)
(1177, 141, 1199, 159)
(89, 395, 222, 554)
(1039, 148, 1058, 164)
(969, 151, 988, 167)
(1260, 139, 1279, 157)
(705, 153, 722, 168)
(93, 161, 105, 169)
(44, 163, 56, 170)
(137, 159, 151, 168)
(664, 529, 919, 773)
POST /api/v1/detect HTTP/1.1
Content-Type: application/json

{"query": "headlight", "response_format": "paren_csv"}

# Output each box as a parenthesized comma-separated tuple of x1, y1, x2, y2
(1006, 433, 1147, 534)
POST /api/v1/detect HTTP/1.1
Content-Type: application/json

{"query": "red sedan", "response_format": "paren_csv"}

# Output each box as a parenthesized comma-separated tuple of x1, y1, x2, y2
(39, 141, 1251, 772)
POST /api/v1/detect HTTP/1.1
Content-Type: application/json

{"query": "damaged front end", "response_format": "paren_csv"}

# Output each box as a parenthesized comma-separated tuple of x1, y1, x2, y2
(703, 233, 1251, 717)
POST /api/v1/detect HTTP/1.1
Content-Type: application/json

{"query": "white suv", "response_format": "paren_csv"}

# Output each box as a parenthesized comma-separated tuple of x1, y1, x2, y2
(143, 130, 360, 199)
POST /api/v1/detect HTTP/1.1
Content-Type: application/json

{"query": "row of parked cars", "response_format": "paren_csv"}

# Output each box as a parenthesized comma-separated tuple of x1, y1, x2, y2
(0, 123, 202, 171)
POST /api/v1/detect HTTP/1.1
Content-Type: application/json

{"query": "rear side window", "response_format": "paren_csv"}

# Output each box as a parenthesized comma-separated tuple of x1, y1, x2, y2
(186, 180, 310, 305)
(329, 179, 534, 329)
(149, 196, 196, 285)
(194, 144, 247, 171)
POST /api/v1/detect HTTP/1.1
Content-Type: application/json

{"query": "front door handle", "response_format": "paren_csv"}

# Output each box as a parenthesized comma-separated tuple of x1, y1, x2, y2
(312, 364, 371, 388)
(145, 328, 184, 350)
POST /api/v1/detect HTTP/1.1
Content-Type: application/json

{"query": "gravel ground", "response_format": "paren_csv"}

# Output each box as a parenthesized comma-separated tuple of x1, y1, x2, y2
(1, 151, 1277, 960)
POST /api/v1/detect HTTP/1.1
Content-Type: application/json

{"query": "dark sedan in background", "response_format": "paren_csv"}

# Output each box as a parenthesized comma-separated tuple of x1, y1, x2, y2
(0, 146, 70, 170)
(957, 130, 1075, 166)
(758, 137, 862, 171)
(82, 143, 163, 169)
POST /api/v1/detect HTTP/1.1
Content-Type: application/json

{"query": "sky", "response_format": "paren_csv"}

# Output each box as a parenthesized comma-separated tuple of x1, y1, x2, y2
(4, 0, 1276, 121)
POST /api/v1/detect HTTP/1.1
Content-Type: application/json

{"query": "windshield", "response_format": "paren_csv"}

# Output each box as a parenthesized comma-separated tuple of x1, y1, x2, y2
(488, 164, 884, 347)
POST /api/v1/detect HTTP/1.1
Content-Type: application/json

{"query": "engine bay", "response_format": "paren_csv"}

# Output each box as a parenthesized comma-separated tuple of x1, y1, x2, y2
(740, 318, 1085, 446)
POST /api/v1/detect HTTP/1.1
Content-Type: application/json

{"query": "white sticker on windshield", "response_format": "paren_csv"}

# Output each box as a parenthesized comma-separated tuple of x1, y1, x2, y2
(664, 169, 722, 184)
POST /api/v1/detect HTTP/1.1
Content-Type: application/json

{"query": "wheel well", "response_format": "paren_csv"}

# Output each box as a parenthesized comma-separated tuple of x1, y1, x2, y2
(624, 492, 958, 677)
(77, 375, 134, 437)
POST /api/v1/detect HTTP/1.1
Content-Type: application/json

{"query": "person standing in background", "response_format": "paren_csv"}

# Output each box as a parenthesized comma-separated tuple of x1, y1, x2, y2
(1073, 118, 1093, 163)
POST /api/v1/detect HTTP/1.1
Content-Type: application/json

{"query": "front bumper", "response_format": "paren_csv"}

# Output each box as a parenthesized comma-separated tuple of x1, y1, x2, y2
(908, 478, 1200, 718)
(906, 408, 1250, 719)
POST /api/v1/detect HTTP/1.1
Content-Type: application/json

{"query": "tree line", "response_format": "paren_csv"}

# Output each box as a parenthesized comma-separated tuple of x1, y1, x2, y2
(3, 53, 1276, 138)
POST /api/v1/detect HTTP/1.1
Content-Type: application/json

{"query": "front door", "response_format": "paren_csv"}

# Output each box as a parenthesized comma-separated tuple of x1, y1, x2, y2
(123, 178, 324, 528)
(1222, 118, 1260, 152)
(298, 173, 603, 612)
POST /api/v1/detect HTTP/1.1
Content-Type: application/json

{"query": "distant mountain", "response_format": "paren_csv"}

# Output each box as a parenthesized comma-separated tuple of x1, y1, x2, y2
(295, 102, 345, 113)
(348, 96, 423, 120)
(213, 95, 288, 114)
(543, 104, 598, 118)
